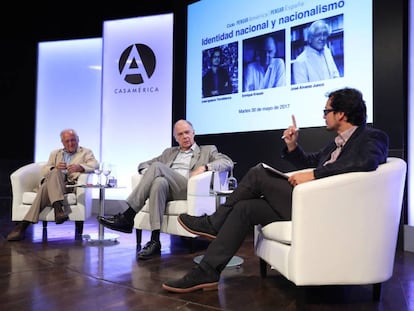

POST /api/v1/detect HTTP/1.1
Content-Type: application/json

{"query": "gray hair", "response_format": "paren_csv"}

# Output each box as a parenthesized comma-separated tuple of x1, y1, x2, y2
(307, 20, 331, 43)
(60, 128, 79, 141)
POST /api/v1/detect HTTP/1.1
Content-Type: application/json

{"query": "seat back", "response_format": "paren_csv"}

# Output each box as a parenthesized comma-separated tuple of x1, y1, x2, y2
(10, 162, 45, 213)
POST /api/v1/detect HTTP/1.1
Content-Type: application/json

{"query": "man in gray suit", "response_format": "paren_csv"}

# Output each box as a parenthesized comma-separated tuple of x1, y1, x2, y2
(98, 119, 233, 260)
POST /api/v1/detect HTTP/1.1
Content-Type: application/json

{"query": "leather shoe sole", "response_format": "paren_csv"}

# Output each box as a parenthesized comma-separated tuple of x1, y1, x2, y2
(178, 216, 216, 240)
(162, 281, 218, 293)
(162, 265, 220, 293)
(137, 250, 161, 260)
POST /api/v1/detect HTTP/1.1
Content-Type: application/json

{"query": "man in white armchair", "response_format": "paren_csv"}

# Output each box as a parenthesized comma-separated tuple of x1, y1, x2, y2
(7, 129, 98, 241)
(162, 87, 389, 293)
(98, 120, 233, 260)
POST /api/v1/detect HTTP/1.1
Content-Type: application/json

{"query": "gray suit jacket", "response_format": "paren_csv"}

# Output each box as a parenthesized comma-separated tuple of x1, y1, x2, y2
(137, 144, 233, 174)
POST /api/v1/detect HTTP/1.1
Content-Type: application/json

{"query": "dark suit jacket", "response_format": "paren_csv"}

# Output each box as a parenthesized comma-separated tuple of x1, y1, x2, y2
(282, 126, 389, 179)
(202, 67, 232, 98)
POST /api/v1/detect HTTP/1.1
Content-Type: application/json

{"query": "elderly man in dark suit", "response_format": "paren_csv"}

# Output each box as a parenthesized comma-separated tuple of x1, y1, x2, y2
(98, 119, 233, 260)
(162, 87, 389, 293)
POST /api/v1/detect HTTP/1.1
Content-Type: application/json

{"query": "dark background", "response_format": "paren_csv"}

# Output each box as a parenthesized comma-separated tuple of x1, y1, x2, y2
(0, 0, 407, 223)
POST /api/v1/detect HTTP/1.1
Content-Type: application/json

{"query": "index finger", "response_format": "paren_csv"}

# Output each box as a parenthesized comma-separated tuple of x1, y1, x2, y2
(291, 114, 297, 129)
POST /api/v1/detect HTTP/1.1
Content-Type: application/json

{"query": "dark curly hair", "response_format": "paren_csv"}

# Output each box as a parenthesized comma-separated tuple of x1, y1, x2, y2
(327, 87, 367, 126)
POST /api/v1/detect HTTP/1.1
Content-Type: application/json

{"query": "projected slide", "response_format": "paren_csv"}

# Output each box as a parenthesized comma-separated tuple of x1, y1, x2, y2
(187, 0, 373, 134)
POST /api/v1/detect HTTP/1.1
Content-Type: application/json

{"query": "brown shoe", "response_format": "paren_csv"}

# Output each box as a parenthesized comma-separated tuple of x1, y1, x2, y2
(54, 205, 69, 224)
(7, 222, 30, 241)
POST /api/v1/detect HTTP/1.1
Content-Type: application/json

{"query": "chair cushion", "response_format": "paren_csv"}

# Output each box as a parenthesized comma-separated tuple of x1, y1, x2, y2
(22, 192, 77, 205)
(140, 200, 188, 215)
(261, 221, 292, 244)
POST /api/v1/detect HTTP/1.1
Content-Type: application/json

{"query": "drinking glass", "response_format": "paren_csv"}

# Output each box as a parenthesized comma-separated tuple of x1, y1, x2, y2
(94, 163, 103, 185)
(107, 176, 117, 188)
(102, 163, 112, 186)
(228, 162, 238, 191)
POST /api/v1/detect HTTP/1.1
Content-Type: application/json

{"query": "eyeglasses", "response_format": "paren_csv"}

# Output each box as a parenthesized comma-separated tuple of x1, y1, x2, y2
(323, 109, 335, 116)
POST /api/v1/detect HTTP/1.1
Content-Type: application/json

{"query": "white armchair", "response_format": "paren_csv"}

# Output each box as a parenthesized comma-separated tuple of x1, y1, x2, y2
(10, 162, 94, 239)
(132, 170, 229, 248)
(254, 157, 407, 301)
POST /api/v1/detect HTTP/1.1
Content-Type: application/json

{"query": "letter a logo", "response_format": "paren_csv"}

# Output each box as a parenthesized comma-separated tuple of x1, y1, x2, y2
(118, 44, 156, 84)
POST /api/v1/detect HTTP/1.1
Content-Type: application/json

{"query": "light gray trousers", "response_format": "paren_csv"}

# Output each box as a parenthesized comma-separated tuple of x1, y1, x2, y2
(126, 162, 188, 230)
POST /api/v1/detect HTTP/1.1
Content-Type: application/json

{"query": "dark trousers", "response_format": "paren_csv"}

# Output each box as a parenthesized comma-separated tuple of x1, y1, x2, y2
(201, 163, 293, 273)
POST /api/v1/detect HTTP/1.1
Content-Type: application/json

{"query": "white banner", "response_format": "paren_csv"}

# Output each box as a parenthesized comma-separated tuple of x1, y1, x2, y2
(101, 13, 174, 196)
(35, 38, 102, 163)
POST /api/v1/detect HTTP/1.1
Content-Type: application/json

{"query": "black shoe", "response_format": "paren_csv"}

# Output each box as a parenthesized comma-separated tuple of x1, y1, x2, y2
(97, 213, 133, 233)
(162, 265, 219, 293)
(54, 206, 69, 224)
(178, 214, 218, 239)
(137, 240, 161, 260)
(6, 222, 30, 241)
